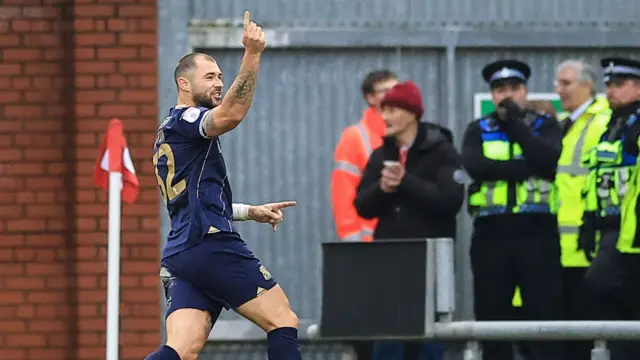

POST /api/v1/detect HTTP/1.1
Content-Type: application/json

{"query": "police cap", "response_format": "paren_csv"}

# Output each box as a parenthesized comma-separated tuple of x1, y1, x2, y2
(482, 59, 531, 88)
(601, 57, 640, 84)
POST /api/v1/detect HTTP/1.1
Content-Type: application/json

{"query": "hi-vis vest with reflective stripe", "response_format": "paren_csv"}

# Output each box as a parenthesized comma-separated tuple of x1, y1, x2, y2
(582, 113, 638, 220)
(331, 118, 382, 242)
(468, 116, 559, 217)
(556, 97, 610, 267)
(618, 138, 640, 254)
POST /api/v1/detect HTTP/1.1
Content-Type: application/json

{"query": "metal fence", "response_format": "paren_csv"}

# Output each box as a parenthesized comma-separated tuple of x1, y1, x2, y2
(157, 0, 640, 358)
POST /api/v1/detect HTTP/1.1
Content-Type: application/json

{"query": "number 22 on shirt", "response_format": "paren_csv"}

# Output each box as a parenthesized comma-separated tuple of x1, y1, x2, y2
(153, 143, 186, 204)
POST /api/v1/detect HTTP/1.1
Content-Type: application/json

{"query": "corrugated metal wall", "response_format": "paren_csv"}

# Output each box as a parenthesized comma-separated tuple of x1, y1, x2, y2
(196, 48, 445, 322)
(157, 0, 640, 359)
(198, 45, 640, 312)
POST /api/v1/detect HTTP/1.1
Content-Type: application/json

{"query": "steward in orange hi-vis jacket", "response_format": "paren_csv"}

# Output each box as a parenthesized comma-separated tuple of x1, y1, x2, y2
(330, 70, 398, 242)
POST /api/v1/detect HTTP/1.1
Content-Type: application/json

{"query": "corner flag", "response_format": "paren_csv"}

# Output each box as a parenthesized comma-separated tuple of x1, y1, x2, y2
(93, 118, 139, 360)
(94, 118, 140, 204)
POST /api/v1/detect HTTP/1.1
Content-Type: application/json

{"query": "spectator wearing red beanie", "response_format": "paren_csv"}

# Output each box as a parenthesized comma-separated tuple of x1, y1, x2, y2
(380, 80, 424, 118)
(354, 80, 464, 360)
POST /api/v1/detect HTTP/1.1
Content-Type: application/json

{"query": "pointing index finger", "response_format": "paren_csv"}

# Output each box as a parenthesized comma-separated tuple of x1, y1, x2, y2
(271, 201, 297, 210)
(243, 10, 250, 29)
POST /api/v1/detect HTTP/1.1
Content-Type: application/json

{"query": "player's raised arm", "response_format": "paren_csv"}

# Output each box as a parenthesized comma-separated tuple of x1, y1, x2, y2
(203, 11, 266, 137)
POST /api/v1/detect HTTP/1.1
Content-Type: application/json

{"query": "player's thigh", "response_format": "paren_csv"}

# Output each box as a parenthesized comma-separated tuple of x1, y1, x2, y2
(235, 284, 298, 332)
(161, 268, 222, 358)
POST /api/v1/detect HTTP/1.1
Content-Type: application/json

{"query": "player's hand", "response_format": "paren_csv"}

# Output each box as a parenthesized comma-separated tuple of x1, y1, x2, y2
(242, 11, 266, 55)
(247, 201, 297, 232)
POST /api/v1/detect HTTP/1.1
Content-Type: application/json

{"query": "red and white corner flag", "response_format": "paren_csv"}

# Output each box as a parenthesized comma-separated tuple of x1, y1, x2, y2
(94, 118, 140, 204)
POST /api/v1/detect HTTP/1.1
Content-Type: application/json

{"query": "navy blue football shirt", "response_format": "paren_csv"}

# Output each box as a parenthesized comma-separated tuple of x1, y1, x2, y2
(153, 106, 235, 258)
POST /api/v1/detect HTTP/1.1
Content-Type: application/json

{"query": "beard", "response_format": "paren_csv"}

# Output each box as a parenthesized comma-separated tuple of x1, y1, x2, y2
(193, 91, 216, 109)
(193, 87, 222, 109)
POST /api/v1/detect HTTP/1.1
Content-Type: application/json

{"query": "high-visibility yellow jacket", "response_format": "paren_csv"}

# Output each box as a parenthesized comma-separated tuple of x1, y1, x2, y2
(512, 97, 610, 307)
(619, 154, 640, 254)
(557, 97, 611, 267)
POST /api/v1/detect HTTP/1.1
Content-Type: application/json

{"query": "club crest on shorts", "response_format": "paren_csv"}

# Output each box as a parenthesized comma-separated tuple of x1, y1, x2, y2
(259, 265, 272, 280)
(182, 107, 200, 123)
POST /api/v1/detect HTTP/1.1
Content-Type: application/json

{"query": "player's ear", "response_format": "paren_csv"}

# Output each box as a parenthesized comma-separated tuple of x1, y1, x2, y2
(177, 77, 191, 93)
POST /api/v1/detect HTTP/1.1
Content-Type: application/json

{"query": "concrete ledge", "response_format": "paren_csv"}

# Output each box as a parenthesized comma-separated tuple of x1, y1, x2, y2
(189, 25, 640, 49)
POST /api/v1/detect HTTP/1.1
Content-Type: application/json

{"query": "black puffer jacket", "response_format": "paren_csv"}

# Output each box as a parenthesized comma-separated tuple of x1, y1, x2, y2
(354, 122, 464, 240)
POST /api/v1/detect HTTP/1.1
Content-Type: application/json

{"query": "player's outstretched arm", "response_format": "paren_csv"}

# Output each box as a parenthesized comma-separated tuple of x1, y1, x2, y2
(203, 11, 266, 137)
(233, 201, 297, 232)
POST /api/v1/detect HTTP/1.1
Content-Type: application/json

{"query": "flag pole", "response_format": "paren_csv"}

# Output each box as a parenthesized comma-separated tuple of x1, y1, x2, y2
(105, 119, 125, 360)
(106, 170, 122, 360)
(96, 119, 139, 360)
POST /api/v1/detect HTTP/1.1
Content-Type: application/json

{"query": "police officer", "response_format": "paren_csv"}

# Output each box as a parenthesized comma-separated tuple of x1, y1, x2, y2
(462, 60, 564, 360)
(611, 130, 640, 360)
(582, 57, 640, 360)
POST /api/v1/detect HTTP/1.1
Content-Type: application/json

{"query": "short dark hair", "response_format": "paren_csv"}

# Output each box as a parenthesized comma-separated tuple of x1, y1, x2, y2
(361, 70, 398, 97)
(173, 52, 215, 88)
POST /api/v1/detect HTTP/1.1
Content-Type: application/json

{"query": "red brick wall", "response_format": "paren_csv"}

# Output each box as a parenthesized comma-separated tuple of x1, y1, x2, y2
(0, 1, 160, 359)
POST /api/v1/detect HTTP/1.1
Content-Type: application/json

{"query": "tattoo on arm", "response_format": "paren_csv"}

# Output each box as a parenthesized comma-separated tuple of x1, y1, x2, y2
(204, 59, 259, 137)
(229, 69, 257, 104)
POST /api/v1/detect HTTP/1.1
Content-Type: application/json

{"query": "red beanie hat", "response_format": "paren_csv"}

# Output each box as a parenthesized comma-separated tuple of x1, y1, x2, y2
(380, 81, 424, 119)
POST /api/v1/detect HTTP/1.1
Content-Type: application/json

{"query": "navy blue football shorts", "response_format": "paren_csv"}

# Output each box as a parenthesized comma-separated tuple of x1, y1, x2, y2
(159, 231, 278, 319)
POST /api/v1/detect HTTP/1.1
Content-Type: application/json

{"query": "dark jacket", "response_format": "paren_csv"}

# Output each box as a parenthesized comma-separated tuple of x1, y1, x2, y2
(354, 122, 464, 240)
(461, 110, 562, 237)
